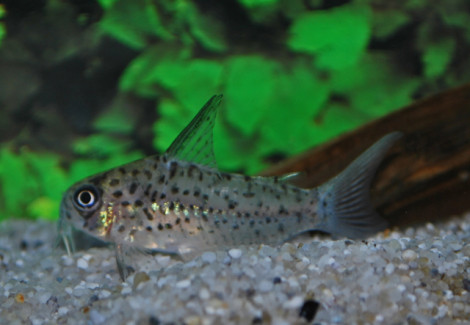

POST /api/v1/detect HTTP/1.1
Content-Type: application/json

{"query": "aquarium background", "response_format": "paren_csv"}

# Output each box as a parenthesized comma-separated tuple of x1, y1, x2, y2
(0, 0, 469, 221)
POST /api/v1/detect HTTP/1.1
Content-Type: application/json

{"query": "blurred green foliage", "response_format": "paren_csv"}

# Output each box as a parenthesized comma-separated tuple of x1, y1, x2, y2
(0, 5, 5, 45)
(1, 0, 469, 220)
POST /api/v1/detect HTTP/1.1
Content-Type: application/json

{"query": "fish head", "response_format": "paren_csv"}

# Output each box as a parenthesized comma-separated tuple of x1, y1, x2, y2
(59, 170, 121, 251)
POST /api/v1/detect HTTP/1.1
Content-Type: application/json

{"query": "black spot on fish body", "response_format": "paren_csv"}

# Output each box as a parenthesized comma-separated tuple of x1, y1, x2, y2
(265, 217, 271, 224)
(169, 162, 178, 179)
(144, 184, 152, 196)
(134, 200, 144, 208)
(220, 173, 231, 181)
(257, 201, 263, 208)
(118, 225, 125, 233)
(243, 192, 255, 198)
(112, 191, 123, 199)
(118, 168, 126, 174)
(199, 172, 204, 182)
(154, 156, 161, 162)
(129, 183, 138, 195)
(182, 189, 190, 195)
(171, 186, 179, 194)
(214, 189, 220, 196)
(132, 169, 140, 177)
(249, 220, 255, 227)
(232, 224, 239, 230)
(168, 202, 175, 210)
(121, 201, 130, 207)
(89, 173, 109, 186)
(278, 205, 288, 215)
(144, 170, 152, 180)
(158, 175, 165, 184)
(146, 226, 152, 232)
(184, 217, 190, 223)
(175, 218, 181, 225)
(194, 189, 201, 197)
(160, 193, 166, 199)
(157, 223, 164, 230)
(152, 163, 158, 170)
(129, 214, 136, 219)
(187, 164, 197, 178)
(244, 175, 252, 182)
(151, 191, 158, 202)
(254, 229, 260, 236)
(109, 179, 120, 186)
(278, 223, 285, 233)
(202, 194, 209, 201)
(143, 208, 153, 220)
(228, 201, 237, 209)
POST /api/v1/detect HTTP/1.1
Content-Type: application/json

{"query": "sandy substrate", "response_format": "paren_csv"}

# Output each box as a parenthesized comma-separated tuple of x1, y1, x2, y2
(1, 213, 470, 325)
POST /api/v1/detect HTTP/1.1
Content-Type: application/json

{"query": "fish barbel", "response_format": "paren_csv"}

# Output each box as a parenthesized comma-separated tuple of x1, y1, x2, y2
(59, 95, 401, 280)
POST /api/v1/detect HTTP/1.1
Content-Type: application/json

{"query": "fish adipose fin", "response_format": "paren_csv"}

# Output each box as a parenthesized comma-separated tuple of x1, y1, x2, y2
(165, 95, 223, 168)
(318, 132, 402, 239)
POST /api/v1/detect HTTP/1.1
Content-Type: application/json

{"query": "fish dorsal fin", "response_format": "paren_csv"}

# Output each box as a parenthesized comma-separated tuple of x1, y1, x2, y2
(165, 95, 223, 168)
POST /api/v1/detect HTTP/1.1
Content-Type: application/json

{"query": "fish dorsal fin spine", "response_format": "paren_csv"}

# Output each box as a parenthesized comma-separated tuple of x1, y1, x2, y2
(165, 95, 223, 168)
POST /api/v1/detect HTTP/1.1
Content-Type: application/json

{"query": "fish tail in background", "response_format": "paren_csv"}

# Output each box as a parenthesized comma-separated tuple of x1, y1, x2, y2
(317, 132, 403, 239)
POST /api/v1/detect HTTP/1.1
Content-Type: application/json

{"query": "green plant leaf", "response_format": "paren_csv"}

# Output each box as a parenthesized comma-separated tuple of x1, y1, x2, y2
(153, 98, 188, 153)
(422, 38, 455, 78)
(223, 55, 279, 136)
(259, 61, 329, 156)
(99, 0, 173, 50)
(372, 10, 410, 39)
(288, 4, 371, 70)
(0, 147, 69, 220)
(329, 54, 420, 118)
(238, 0, 279, 7)
(186, 3, 227, 52)
(73, 134, 132, 157)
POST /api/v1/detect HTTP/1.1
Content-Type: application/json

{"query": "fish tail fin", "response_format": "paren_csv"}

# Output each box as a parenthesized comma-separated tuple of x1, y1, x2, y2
(317, 132, 402, 239)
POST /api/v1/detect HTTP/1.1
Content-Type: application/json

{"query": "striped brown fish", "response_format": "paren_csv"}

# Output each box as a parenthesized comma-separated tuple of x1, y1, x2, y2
(59, 95, 402, 280)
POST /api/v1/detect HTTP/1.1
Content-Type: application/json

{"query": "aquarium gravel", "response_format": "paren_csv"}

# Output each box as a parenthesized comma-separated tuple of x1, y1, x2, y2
(1, 213, 470, 325)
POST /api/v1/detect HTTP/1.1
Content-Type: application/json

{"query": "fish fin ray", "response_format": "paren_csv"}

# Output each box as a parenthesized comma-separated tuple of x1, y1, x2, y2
(317, 132, 402, 239)
(165, 95, 223, 168)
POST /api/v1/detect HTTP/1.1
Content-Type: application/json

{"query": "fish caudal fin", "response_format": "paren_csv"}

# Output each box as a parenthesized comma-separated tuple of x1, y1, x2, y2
(318, 132, 402, 239)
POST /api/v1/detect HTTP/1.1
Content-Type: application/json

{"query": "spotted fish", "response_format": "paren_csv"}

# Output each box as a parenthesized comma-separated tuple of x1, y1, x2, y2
(59, 95, 402, 280)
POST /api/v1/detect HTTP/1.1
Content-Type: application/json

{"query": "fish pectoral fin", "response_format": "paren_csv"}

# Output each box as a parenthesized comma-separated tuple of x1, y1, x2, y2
(115, 243, 136, 281)
(318, 132, 402, 239)
(165, 95, 223, 168)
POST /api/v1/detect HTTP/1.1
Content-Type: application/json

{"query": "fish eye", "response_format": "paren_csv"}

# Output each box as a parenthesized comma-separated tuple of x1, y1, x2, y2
(73, 185, 100, 209)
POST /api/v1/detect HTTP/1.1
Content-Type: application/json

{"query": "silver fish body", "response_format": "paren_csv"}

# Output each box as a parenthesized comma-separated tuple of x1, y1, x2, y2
(59, 95, 402, 280)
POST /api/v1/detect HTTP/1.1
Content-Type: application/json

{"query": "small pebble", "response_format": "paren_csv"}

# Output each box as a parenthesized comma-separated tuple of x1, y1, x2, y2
(77, 258, 88, 269)
(228, 248, 242, 259)
(201, 252, 216, 263)
(402, 249, 418, 261)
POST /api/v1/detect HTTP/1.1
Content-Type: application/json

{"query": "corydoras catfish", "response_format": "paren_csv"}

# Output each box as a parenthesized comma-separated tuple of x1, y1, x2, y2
(59, 95, 402, 280)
